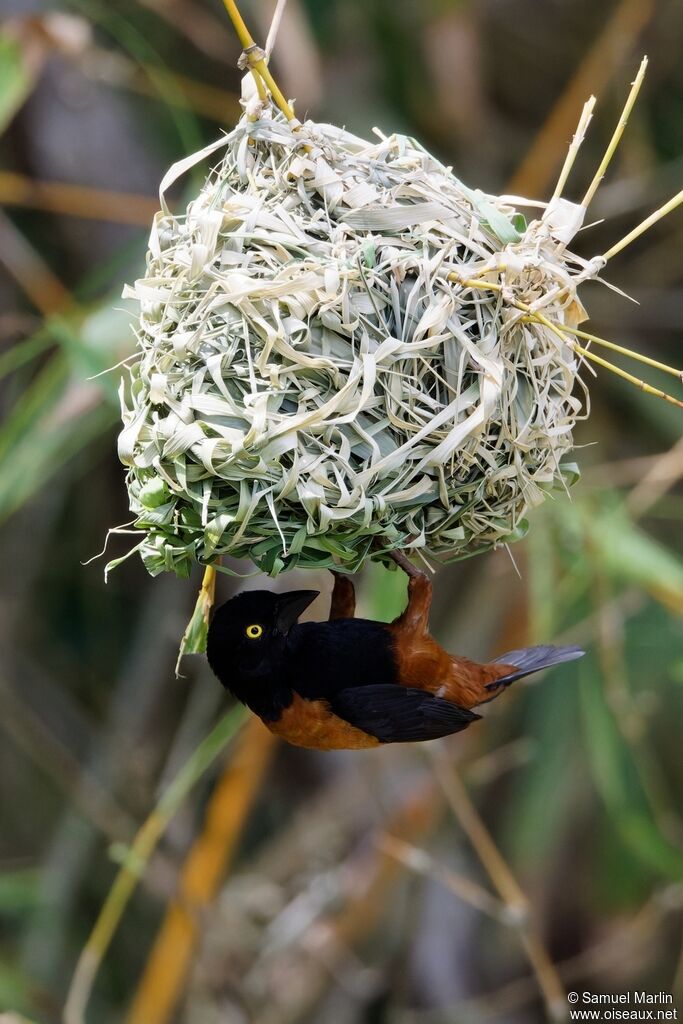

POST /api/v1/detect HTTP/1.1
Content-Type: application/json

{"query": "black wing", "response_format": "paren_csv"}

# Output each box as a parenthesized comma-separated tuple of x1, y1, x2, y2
(331, 684, 481, 744)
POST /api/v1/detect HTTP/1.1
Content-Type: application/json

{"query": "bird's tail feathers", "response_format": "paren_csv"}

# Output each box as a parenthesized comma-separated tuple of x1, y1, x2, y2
(490, 644, 584, 686)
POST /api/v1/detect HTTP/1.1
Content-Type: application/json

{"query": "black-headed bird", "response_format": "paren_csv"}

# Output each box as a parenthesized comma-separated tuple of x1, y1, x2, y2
(206, 571, 583, 749)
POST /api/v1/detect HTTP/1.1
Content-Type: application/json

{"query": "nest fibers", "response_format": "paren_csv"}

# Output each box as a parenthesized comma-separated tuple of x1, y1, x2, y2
(118, 111, 600, 578)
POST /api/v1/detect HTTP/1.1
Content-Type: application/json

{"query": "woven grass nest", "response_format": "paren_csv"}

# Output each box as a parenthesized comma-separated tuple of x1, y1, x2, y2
(117, 65, 680, 578)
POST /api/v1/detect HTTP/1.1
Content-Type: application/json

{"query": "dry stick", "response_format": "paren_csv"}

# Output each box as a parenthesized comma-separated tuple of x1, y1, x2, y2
(430, 750, 568, 1023)
(125, 718, 276, 1024)
(627, 435, 683, 518)
(549, 96, 596, 204)
(265, 0, 289, 58)
(413, 896, 665, 1023)
(388, 548, 427, 580)
(62, 706, 247, 1024)
(582, 56, 648, 209)
(377, 833, 508, 922)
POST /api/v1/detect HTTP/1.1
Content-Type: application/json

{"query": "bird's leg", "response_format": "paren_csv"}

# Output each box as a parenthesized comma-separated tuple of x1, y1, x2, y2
(388, 552, 432, 636)
(328, 570, 356, 620)
(397, 573, 432, 635)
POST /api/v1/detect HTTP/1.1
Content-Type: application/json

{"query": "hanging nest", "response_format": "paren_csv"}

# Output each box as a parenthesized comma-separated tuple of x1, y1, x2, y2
(117, 74, 680, 578)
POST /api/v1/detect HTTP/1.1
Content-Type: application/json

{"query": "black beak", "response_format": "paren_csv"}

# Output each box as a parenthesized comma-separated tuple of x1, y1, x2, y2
(275, 590, 319, 634)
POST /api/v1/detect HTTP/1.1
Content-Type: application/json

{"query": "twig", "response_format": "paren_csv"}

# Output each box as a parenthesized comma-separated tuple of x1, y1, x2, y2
(377, 833, 508, 922)
(582, 57, 648, 208)
(221, 0, 296, 121)
(429, 749, 568, 1023)
(388, 549, 428, 580)
(626, 436, 683, 519)
(601, 187, 683, 261)
(63, 706, 247, 1024)
(265, 0, 288, 58)
(398, 893, 668, 1023)
(549, 96, 595, 204)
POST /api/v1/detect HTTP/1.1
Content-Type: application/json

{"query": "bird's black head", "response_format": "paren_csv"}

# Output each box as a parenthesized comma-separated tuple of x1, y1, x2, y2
(206, 589, 319, 708)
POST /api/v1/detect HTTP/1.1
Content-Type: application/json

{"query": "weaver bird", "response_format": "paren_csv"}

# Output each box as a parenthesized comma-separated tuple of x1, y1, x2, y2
(206, 569, 583, 749)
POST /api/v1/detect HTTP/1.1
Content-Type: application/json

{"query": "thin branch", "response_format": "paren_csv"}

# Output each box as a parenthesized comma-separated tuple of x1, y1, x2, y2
(582, 57, 648, 208)
(389, 548, 429, 580)
(377, 833, 508, 922)
(265, 0, 289, 58)
(221, 0, 296, 121)
(549, 96, 596, 204)
(602, 186, 683, 261)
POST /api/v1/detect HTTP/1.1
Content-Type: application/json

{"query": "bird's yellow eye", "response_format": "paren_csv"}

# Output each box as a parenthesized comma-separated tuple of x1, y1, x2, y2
(245, 623, 263, 640)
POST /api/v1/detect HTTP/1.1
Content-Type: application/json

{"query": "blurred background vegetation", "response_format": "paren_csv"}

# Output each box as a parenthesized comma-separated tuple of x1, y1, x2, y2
(1, 1, 682, 1022)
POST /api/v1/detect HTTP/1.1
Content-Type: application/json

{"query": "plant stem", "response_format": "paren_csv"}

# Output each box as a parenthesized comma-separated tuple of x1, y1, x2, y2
(602, 187, 683, 262)
(125, 717, 275, 1024)
(549, 95, 595, 204)
(221, 0, 296, 121)
(520, 316, 683, 380)
(582, 57, 648, 208)
(389, 548, 427, 579)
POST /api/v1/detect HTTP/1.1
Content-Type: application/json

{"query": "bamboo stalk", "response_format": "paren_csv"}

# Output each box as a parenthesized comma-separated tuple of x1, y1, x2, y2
(602, 187, 683, 261)
(572, 345, 683, 409)
(582, 57, 648, 208)
(221, 0, 296, 121)
(549, 96, 596, 204)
